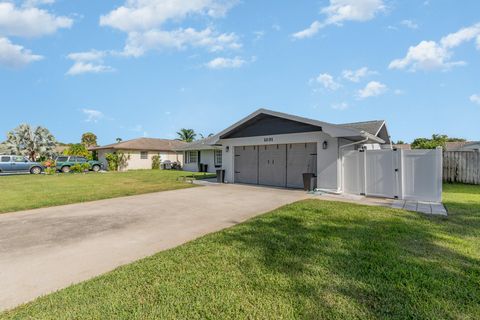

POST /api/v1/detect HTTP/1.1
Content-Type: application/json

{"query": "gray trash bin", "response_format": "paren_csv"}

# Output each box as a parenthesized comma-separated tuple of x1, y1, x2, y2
(302, 173, 317, 191)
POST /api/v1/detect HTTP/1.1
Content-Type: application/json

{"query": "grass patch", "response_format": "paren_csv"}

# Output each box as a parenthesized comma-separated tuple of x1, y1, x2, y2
(2, 184, 480, 319)
(0, 170, 215, 214)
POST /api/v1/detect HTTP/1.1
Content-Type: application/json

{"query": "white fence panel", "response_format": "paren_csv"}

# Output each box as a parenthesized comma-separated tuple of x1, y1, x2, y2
(343, 150, 364, 195)
(402, 149, 442, 202)
(342, 148, 442, 202)
(365, 150, 397, 198)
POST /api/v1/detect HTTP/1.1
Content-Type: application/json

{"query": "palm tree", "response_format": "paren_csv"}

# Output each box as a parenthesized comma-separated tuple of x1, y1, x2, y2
(5, 124, 57, 160)
(176, 129, 196, 142)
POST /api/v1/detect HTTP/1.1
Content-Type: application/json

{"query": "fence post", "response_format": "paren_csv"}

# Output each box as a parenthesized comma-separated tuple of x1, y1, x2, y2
(436, 147, 443, 202)
(398, 148, 404, 200)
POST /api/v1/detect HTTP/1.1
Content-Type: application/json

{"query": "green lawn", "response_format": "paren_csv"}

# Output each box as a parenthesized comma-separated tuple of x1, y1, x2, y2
(0, 170, 214, 214)
(2, 184, 480, 319)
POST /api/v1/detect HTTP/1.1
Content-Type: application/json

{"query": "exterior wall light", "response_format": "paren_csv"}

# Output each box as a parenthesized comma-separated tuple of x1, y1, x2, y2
(226, 146, 230, 152)
(322, 141, 328, 150)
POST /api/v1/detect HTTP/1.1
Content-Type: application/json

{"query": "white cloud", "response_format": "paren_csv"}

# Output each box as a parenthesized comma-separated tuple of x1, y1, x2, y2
(440, 23, 480, 49)
(401, 19, 418, 29)
(342, 67, 376, 82)
(100, 0, 238, 32)
(205, 56, 246, 69)
(470, 94, 480, 105)
(0, 37, 43, 67)
(332, 102, 349, 110)
(23, 0, 56, 7)
(310, 73, 341, 90)
(0, 2, 72, 38)
(122, 27, 241, 57)
(292, 21, 323, 39)
(293, 0, 385, 39)
(357, 81, 387, 99)
(66, 50, 114, 75)
(82, 109, 104, 123)
(99, 0, 241, 58)
(390, 22, 480, 71)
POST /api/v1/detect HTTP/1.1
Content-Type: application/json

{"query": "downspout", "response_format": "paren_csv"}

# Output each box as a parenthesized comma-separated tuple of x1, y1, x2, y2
(336, 136, 369, 194)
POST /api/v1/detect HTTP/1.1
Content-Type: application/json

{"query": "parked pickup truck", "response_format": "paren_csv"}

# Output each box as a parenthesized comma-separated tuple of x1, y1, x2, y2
(55, 156, 103, 173)
(0, 155, 43, 174)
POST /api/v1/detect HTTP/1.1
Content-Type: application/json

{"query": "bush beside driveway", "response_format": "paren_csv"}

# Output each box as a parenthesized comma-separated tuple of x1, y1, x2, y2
(0, 170, 214, 214)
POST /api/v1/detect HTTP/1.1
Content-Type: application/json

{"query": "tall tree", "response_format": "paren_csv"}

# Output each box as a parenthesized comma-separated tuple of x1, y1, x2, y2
(116, 137, 123, 143)
(5, 124, 57, 160)
(63, 143, 92, 160)
(411, 134, 466, 150)
(81, 132, 98, 148)
(176, 129, 196, 142)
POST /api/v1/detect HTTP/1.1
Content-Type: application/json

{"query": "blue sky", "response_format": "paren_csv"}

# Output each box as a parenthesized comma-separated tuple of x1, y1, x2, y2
(1, 0, 479, 145)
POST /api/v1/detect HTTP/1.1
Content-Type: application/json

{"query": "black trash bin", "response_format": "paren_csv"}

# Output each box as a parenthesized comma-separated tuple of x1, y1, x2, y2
(216, 169, 225, 183)
(203, 164, 208, 173)
(198, 163, 204, 172)
(302, 173, 317, 191)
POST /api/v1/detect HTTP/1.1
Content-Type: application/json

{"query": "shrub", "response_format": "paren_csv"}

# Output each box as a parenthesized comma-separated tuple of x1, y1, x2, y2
(42, 159, 57, 175)
(63, 143, 92, 160)
(105, 152, 130, 171)
(152, 155, 161, 169)
(70, 163, 90, 173)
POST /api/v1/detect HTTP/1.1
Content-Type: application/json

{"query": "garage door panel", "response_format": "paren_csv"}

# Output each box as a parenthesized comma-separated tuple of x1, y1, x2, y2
(259, 144, 286, 187)
(286, 143, 317, 188)
(234, 146, 258, 184)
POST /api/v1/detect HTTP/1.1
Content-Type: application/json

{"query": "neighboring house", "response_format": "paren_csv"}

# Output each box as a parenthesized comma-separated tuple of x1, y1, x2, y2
(91, 138, 186, 170)
(445, 141, 480, 152)
(175, 135, 222, 173)
(188, 108, 391, 191)
(393, 144, 411, 150)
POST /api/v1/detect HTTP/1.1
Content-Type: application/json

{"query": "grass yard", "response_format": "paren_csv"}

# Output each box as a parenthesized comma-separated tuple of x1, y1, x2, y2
(2, 184, 480, 319)
(0, 170, 214, 214)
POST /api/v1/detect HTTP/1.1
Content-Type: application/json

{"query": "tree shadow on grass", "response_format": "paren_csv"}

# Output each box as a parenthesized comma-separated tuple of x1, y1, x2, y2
(218, 200, 480, 319)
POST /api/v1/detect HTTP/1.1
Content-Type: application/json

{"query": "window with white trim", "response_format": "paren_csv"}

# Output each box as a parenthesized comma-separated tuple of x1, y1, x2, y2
(214, 149, 222, 166)
(186, 151, 198, 163)
(140, 151, 148, 159)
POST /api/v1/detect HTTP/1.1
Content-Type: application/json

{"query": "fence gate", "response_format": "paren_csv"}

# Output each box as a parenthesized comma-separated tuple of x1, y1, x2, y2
(342, 148, 442, 202)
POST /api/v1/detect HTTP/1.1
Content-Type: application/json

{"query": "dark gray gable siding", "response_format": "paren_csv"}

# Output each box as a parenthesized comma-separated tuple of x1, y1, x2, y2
(220, 114, 322, 139)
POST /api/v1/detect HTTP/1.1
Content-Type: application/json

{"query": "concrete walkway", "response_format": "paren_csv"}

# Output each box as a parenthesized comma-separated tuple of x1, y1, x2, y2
(0, 184, 309, 311)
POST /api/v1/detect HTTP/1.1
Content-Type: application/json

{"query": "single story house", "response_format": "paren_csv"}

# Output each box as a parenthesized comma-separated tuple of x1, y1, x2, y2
(445, 141, 480, 152)
(175, 135, 222, 173)
(180, 108, 391, 191)
(91, 138, 186, 171)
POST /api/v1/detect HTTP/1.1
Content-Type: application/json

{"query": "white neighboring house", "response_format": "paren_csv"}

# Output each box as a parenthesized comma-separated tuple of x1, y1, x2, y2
(176, 135, 223, 174)
(91, 138, 186, 171)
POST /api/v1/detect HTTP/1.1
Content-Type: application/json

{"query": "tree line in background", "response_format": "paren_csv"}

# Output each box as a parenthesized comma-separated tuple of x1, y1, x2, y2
(396, 134, 467, 150)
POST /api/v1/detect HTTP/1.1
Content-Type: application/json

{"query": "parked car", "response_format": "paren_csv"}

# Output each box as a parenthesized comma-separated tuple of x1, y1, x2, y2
(0, 155, 44, 174)
(55, 156, 103, 173)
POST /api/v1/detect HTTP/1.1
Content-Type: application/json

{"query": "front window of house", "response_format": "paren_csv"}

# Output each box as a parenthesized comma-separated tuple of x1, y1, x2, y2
(140, 151, 148, 159)
(214, 149, 222, 166)
(186, 151, 198, 163)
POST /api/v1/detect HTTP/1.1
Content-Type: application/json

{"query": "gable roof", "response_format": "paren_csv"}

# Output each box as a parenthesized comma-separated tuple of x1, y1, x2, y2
(91, 138, 187, 152)
(215, 108, 385, 143)
(339, 120, 386, 137)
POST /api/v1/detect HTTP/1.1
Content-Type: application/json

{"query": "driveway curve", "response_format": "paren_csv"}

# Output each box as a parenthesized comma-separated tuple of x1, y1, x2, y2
(0, 183, 309, 311)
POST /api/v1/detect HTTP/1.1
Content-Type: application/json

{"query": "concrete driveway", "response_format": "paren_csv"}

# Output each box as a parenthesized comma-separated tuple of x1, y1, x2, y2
(0, 183, 309, 311)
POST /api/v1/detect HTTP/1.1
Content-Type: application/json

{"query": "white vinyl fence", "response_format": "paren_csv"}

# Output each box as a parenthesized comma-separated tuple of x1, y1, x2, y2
(342, 147, 443, 202)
